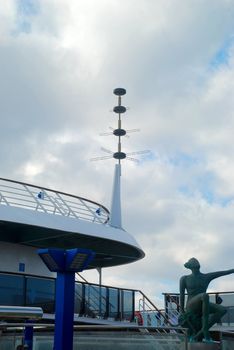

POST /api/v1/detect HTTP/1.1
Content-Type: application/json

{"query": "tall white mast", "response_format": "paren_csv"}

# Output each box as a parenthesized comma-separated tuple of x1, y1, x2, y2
(91, 88, 147, 228)
(109, 88, 127, 229)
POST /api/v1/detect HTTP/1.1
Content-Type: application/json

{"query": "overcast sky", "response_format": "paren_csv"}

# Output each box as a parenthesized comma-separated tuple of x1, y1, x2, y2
(1, 0, 234, 306)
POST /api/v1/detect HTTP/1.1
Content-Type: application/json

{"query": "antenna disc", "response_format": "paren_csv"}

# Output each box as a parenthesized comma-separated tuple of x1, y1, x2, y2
(113, 106, 126, 114)
(113, 88, 126, 96)
(113, 152, 126, 160)
(113, 129, 126, 136)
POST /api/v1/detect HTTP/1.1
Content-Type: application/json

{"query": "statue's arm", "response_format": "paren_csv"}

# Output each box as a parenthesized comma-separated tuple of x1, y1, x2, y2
(207, 269, 234, 282)
(179, 276, 186, 313)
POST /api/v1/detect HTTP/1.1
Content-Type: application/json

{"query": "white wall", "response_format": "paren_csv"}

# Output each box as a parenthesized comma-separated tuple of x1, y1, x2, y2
(0, 241, 55, 278)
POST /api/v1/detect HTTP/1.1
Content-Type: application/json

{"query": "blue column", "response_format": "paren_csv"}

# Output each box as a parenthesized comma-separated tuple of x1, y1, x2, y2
(54, 272, 75, 350)
(24, 323, 33, 350)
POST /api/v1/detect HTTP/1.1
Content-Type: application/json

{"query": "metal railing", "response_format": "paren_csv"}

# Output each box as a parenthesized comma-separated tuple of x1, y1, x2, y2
(0, 177, 109, 224)
(138, 297, 166, 327)
(138, 291, 170, 327)
(0, 270, 169, 327)
(163, 292, 234, 326)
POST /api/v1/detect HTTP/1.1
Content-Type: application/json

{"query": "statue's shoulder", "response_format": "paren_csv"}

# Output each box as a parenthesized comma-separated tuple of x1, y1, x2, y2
(180, 275, 188, 282)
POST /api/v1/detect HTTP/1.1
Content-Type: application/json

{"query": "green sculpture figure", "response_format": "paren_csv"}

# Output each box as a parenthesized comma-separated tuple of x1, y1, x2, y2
(179, 257, 234, 342)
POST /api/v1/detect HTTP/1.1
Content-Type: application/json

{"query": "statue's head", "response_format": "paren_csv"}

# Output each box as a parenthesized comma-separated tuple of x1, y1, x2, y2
(184, 257, 200, 270)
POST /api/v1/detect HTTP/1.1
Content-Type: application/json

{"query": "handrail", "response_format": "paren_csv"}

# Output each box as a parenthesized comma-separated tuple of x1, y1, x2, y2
(76, 272, 89, 283)
(139, 290, 173, 327)
(3, 269, 234, 330)
(163, 292, 234, 327)
(163, 291, 234, 296)
(0, 177, 110, 224)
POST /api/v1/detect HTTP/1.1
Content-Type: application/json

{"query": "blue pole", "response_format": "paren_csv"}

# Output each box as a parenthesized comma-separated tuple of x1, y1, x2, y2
(54, 272, 75, 350)
(24, 322, 33, 350)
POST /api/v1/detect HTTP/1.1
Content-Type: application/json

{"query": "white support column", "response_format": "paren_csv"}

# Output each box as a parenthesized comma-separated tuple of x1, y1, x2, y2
(96, 267, 102, 286)
(109, 163, 122, 229)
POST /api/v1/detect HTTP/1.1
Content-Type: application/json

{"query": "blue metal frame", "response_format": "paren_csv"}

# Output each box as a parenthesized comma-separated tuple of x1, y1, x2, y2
(38, 248, 95, 350)
(54, 272, 75, 350)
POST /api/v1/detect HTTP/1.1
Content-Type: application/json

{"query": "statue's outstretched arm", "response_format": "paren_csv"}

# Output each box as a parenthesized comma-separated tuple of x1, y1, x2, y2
(207, 269, 234, 282)
(179, 276, 186, 313)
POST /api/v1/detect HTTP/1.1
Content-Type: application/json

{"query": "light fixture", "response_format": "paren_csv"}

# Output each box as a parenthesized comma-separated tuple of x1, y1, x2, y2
(38, 248, 95, 272)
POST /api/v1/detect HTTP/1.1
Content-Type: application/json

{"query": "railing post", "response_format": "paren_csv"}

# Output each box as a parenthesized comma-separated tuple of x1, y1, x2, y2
(80, 284, 86, 316)
(142, 295, 145, 326)
(105, 287, 110, 319)
(121, 290, 125, 321)
(164, 293, 169, 322)
(143, 295, 145, 313)
(131, 290, 135, 322)
(98, 285, 102, 317)
(116, 289, 121, 321)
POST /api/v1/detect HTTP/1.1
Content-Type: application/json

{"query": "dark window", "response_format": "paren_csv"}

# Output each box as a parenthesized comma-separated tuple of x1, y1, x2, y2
(26, 277, 55, 313)
(0, 274, 24, 305)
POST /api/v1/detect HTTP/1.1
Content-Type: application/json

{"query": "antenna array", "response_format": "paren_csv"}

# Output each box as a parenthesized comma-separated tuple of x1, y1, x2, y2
(91, 88, 149, 163)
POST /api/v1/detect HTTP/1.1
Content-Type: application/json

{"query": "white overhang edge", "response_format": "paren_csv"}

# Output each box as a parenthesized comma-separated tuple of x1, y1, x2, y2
(0, 205, 143, 253)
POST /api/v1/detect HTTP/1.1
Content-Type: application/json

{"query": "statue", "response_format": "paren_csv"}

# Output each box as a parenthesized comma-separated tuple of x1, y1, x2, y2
(179, 257, 234, 342)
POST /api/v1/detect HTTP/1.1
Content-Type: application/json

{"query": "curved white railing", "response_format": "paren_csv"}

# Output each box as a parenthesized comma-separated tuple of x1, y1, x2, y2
(0, 177, 109, 224)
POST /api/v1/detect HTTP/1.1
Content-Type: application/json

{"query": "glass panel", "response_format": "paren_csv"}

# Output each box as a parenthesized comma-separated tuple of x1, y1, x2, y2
(73, 331, 187, 350)
(26, 277, 55, 313)
(0, 337, 19, 350)
(0, 331, 188, 350)
(84, 285, 107, 318)
(222, 333, 234, 349)
(222, 340, 234, 350)
(109, 288, 119, 319)
(0, 273, 24, 305)
(209, 294, 216, 303)
(100, 286, 107, 317)
(221, 306, 234, 325)
(85, 284, 100, 317)
(74, 282, 83, 314)
(218, 293, 234, 307)
(122, 290, 133, 321)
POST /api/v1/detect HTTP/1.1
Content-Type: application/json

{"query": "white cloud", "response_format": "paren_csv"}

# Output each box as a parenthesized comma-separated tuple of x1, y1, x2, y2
(1, 0, 234, 308)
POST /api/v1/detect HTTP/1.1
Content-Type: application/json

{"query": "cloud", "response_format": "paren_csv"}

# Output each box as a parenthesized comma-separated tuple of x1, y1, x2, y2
(1, 0, 234, 307)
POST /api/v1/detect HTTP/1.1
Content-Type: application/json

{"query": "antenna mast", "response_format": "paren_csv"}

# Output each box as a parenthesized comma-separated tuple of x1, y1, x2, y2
(91, 88, 149, 228)
(109, 88, 127, 229)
